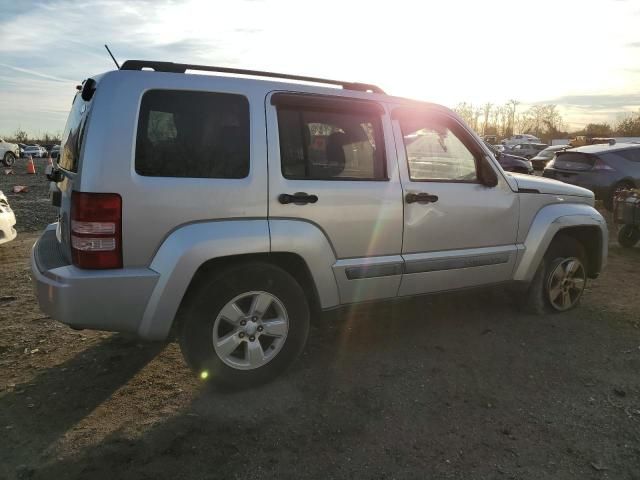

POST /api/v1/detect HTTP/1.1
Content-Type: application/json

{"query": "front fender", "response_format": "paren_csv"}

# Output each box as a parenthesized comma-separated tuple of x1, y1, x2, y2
(513, 203, 607, 282)
(138, 220, 270, 340)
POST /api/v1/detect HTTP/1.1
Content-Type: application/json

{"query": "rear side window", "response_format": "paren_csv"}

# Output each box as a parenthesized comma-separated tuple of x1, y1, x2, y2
(276, 105, 386, 181)
(59, 93, 89, 172)
(616, 149, 640, 162)
(135, 90, 249, 178)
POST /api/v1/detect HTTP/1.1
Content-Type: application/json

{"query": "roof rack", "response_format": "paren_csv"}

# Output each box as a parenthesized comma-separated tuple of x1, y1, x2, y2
(120, 60, 385, 94)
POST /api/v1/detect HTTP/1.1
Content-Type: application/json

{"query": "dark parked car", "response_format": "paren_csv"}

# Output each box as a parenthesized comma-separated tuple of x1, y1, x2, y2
(543, 143, 640, 210)
(531, 144, 571, 170)
(507, 142, 548, 159)
(484, 141, 533, 174)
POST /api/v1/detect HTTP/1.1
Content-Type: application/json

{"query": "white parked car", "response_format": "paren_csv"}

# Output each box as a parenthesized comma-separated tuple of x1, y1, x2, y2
(0, 138, 20, 166)
(23, 145, 46, 158)
(0, 191, 17, 245)
(502, 134, 542, 147)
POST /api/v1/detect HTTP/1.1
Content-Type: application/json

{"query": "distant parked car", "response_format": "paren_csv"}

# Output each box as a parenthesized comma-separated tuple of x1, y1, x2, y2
(484, 141, 534, 174)
(23, 145, 46, 158)
(0, 138, 20, 167)
(0, 190, 17, 245)
(531, 145, 571, 170)
(569, 136, 616, 148)
(493, 144, 506, 153)
(543, 143, 640, 210)
(50, 145, 61, 159)
(502, 134, 542, 147)
(18, 143, 27, 158)
(507, 143, 548, 159)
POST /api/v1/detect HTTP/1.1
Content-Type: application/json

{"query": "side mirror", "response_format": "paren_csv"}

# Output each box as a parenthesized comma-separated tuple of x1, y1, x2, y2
(479, 156, 499, 187)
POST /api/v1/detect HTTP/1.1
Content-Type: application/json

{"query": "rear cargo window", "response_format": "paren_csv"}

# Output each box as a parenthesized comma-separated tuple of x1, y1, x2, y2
(135, 90, 249, 178)
(58, 93, 89, 172)
(553, 152, 595, 171)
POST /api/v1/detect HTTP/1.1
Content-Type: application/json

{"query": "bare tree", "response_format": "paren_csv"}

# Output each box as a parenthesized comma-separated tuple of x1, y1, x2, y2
(482, 103, 493, 135)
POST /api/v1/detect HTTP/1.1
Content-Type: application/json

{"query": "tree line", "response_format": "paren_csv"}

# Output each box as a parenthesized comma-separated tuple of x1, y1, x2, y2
(1, 128, 62, 145)
(453, 101, 640, 142)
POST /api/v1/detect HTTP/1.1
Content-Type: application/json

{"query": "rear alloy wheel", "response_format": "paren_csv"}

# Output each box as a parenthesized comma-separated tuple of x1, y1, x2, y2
(618, 225, 640, 248)
(2, 152, 15, 167)
(178, 262, 310, 389)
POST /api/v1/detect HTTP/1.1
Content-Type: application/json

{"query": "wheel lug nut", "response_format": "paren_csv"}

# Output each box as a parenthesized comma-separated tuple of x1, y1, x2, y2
(239, 332, 245, 338)
(252, 316, 258, 322)
(257, 326, 263, 332)
(249, 336, 255, 342)
(240, 319, 246, 326)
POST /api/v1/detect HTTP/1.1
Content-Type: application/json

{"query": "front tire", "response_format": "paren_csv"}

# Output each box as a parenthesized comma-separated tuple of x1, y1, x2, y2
(2, 152, 15, 167)
(521, 236, 587, 314)
(177, 262, 310, 389)
(618, 225, 640, 248)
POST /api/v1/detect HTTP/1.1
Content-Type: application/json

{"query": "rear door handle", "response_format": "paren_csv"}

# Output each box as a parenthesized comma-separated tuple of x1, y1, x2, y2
(405, 192, 439, 204)
(278, 192, 319, 205)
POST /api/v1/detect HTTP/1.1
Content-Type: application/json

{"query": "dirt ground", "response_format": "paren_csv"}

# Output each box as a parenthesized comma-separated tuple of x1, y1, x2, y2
(1, 166, 639, 479)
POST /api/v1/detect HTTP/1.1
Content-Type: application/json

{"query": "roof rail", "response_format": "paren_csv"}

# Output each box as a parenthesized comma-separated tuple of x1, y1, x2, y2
(120, 60, 385, 94)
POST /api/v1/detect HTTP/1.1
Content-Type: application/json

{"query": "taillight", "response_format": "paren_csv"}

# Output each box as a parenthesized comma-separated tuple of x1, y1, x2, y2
(70, 192, 122, 269)
(592, 158, 614, 171)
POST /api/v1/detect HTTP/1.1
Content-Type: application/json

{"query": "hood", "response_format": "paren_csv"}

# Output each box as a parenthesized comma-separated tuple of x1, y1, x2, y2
(512, 173, 594, 198)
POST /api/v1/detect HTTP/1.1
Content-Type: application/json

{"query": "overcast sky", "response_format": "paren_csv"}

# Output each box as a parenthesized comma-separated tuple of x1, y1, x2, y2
(1, 0, 639, 135)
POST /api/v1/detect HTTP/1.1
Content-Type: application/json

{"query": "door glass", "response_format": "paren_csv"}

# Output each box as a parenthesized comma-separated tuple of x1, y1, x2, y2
(277, 108, 386, 180)
(400, 117, 478, 181)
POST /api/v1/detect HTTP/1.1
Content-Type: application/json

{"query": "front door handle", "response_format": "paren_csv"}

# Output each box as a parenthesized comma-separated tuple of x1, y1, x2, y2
(278, 192, 319, 205)
(405, 192, 439, 204)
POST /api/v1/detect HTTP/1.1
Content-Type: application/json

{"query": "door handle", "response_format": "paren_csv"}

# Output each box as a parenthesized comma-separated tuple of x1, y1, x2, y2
(405, 192, 439, 204)
(278, 192, 319, 205)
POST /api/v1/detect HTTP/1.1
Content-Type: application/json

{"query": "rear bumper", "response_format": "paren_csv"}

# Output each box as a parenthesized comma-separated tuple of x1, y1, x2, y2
(31, 224, 160, 338)
(0, 210, 17, 245)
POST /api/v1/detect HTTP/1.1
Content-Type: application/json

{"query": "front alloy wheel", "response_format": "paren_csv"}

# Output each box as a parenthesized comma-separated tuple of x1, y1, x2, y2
(546, 257, 586, 312)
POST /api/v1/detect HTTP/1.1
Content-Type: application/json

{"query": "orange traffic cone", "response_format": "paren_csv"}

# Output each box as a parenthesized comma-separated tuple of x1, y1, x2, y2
(26, 156, 36, 174)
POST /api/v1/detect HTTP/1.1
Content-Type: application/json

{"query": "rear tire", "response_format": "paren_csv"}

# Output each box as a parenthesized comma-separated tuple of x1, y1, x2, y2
(2, 152, 15, 167)
(177, 262, 310, 389)
(521, 235, 587, 314)
(618, 225, 640, 248)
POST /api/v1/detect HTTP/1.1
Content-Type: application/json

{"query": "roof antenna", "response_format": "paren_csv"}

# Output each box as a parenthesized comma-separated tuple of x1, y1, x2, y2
(104, 44, 120, 69)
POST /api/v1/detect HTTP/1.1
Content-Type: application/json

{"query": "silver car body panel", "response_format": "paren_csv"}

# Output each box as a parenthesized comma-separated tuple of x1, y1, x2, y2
(512, 203, 607, 282)
(139, 220, 270, 340)
(30, 68, 609, 341)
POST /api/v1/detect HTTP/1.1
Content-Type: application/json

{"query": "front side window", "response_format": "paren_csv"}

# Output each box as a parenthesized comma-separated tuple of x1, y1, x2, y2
(277, 107, 386, 180)
(399, 115, 478, 182)
(135, 90, 249, 178)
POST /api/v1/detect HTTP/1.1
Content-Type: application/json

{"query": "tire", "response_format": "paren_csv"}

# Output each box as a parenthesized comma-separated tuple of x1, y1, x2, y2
(521, 235, 588, 315)
(2, 152, 15, 167)
(605, 181, 634, 211)
(618, 225, 640, 248)
(177, 262, 310, 389)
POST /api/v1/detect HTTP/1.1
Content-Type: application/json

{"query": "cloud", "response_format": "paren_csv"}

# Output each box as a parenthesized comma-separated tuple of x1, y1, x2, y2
(0, 64, 75, 83)
(543, 93, 640, 110)
(627, 41, 640, 48)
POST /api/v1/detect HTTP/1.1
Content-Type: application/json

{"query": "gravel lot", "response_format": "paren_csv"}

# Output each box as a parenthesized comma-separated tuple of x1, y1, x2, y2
(1, 166, 639, 479)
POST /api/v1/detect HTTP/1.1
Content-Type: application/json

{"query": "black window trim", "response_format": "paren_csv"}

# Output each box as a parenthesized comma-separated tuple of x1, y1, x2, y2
(134, 88, 251, 179)
(274, 93, 389, 182)
(394, 107, 485, 184)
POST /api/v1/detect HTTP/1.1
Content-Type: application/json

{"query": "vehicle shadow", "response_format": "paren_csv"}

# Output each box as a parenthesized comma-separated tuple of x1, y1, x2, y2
(20, 288, 536, 480)
(0, 334, 164, 479)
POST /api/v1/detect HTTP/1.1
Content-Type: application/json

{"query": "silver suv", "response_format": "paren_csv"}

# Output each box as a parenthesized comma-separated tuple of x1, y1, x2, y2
(31, 61, 608, 388)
